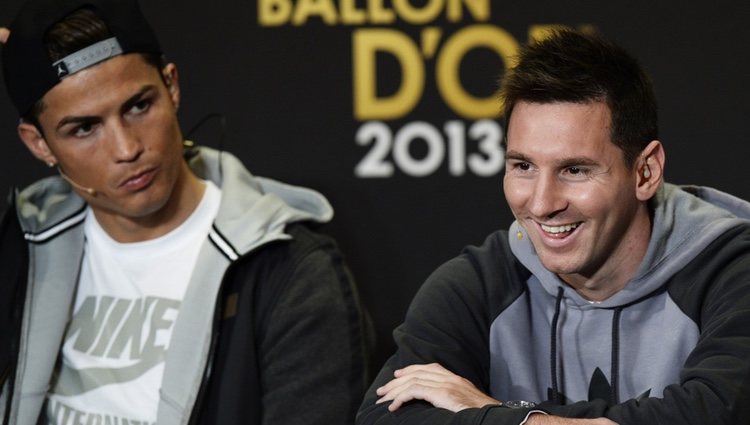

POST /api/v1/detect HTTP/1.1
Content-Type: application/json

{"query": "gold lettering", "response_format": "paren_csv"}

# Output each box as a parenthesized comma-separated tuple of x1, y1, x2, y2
(528, 24, 596, 43)
(527, 24, 568, 43)
(259, 0, 491, 26)
(421, 27, 443, 59)
(368, 0, 396, 24)
(353, 29, 425, 120)
(392, 0, 444, 25)
(292, 0, 338, 25)
(340, 0, 366, 24)
(436, 25, 519, 118)
(447, 0, 489, 22)
(258, 0, 292, 26)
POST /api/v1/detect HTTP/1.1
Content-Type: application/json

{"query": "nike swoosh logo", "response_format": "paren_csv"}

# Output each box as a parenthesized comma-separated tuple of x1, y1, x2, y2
(53, 351, 164, 396)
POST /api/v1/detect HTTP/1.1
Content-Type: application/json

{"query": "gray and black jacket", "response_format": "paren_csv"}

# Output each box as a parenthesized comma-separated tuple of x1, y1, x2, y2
(0, 146, 370, 425)
(358, 183, 750, 424)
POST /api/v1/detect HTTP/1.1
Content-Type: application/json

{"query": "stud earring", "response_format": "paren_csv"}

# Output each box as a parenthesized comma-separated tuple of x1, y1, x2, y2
(47, 161, 55, 168)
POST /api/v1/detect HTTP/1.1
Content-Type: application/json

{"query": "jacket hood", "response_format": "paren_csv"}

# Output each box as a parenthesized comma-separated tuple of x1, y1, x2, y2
(509, 183, 750, 308)
(15, 145, 333, 256)
(187, 146, 333, 256)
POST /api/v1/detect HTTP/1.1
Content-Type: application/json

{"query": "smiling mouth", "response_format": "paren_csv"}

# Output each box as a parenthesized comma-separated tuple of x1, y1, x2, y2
(540, 222, 581, 235)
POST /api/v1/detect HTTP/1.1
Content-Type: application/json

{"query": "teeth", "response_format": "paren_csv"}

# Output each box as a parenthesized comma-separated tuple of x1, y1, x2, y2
(541, 223, 579, 234)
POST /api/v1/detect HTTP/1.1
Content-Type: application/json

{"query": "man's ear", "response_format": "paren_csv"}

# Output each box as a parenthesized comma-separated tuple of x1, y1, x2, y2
(18, 121, 57, 166)
(162, 63, 180, 111)
(0, 27, 10, 44)
(635, 140, 665, 201)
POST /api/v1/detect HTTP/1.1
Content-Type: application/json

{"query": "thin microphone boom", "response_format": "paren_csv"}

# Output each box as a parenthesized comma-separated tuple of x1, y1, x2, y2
(57, 167, 97, 196)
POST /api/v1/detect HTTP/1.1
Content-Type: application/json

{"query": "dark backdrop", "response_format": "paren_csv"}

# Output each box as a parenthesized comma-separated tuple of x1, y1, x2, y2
(1, 0, 748, 374)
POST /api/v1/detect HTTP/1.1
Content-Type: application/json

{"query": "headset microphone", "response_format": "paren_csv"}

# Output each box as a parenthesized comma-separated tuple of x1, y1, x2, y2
(57, 167, 97, 196)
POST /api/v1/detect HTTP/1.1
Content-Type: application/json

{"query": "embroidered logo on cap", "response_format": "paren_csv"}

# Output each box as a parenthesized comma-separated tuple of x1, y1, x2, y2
(55, 62, 69, 78)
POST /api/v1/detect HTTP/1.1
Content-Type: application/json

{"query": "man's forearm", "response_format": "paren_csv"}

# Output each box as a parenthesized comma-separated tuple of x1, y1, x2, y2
(525, 414, 617, 425)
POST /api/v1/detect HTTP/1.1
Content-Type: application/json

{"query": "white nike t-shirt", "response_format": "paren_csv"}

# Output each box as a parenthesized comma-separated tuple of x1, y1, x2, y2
(46, 181, 221, 425)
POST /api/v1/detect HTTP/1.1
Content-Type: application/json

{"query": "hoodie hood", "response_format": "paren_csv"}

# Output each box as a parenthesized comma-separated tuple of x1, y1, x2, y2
(16, 145, 333, 255)
(492, 183, 750, 406)
(490, 184, 750, 405)
(508, 183, 750, 308)
(186, 146, 333, 256)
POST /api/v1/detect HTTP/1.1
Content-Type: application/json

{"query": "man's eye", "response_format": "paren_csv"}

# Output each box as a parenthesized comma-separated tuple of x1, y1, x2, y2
(131, 99, 151, 114)
(518, 162, 531, 171)
(72, 123, 95, 137)
(564, 166, 591, 178)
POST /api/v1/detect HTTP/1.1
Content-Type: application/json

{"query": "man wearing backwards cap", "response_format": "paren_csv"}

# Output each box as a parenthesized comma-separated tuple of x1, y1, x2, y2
(0, 1, 369, 424)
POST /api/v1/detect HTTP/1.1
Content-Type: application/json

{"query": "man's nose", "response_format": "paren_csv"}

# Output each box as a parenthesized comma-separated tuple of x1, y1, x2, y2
(528, 173, 567, 218)
(109, 122, 143, 163)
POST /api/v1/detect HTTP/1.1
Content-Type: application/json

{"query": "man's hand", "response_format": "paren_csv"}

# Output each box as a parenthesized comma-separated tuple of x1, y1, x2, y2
(375, 363, 501, 412)
(0, 28, 9, 44)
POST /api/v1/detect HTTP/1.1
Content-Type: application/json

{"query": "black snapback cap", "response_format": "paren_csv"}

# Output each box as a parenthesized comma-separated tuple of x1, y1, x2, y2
(2, 0, 162, 116)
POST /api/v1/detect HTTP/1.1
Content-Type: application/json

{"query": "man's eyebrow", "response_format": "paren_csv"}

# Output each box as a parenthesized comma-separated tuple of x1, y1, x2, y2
(556, 157, 599, 168)
(505, 150, 531, 162)
(505, 150, 599, 167)
(56, 115, 99, 131)
(121, 84, 157, 112)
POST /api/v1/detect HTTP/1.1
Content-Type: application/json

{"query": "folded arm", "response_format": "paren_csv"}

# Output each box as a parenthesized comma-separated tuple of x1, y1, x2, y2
(375, 363, 617, 425)
(357, 231, 750, 425)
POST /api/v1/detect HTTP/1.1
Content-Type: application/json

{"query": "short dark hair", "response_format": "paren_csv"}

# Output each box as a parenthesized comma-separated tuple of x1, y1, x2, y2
(499, 29, 658, 166)
(22, 7, 165, 128)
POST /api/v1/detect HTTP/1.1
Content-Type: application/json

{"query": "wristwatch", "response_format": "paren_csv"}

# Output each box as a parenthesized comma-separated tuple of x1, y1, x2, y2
(501, 400, 537, 409)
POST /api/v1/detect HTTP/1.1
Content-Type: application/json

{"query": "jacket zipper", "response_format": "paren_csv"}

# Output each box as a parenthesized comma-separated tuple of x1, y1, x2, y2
(186, 258, 234, 425)
(186, 238, 281, 424)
